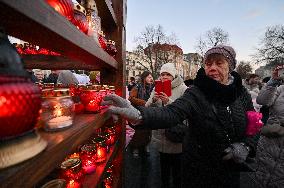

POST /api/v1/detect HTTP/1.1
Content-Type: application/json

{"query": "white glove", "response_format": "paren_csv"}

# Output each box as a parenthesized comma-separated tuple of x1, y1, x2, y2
(222, 143, 249, 163)
(101, 94, 142, 124)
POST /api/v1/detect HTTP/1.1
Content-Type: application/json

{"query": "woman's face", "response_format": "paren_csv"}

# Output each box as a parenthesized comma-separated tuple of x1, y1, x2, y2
(204, 54, 230, 85)
(145, 74, 153, 84)
(160, 72, 174, 82)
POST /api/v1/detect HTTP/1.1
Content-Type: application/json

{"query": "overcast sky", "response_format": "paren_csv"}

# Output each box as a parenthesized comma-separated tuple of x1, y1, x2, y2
(126, 0, 284, 68)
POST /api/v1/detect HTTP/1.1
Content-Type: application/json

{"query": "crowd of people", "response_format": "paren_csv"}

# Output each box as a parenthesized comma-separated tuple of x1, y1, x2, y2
(27, 69, 101, 86)
(104, 45, 284, 188)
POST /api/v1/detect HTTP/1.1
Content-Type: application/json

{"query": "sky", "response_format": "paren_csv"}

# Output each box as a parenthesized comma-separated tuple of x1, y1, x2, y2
(126, 0, 284, 69)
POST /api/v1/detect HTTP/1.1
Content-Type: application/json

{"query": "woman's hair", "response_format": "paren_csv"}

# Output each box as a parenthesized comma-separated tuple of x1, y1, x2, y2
(140, 71, 151, 83)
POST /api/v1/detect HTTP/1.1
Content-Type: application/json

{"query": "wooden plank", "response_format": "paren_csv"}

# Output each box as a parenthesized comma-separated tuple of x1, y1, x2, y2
(95, 0, 118, 32)
(0, 113, 110, 188)
(22, 55, 100, 70)
(0, 0, 118, 69)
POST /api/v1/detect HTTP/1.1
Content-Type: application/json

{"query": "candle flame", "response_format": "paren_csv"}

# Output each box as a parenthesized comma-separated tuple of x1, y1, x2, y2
(53, 105, 62, 117)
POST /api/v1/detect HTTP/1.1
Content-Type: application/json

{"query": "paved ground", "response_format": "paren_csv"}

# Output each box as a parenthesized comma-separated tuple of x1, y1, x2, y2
(123, 143, 257, 188)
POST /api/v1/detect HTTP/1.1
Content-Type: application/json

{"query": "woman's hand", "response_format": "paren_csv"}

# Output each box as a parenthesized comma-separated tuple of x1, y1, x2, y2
(158, 92, 169, 105)
(272, 66, 284, 80)
(152, 92, 160, 103)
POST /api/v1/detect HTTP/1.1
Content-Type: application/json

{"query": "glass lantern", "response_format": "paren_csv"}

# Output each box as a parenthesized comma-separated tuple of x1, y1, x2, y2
(92, 137, 107, 163)
(80, 144, 97, 174)
(60, 158, 84, 188)
(103, 172, 113, 188)
(80, 89, 100, 113)
(41, 89, 74, 131)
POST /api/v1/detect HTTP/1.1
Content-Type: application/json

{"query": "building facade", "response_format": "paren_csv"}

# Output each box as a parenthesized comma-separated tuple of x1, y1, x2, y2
(126, 48, 202, 81)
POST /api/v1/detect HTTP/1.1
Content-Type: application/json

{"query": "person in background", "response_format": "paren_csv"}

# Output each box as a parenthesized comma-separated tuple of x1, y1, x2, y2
(33, 69, 44, 83)
(145, 63, 187, 188)
(102, 45, 259, 188)
(43, 70, 59, 84)
(245, 74, 262, 112)
(259, 76, 271, 125)
(73, 70, 90, 85)
(57, 70, 79, 86)
(254, 66, 284, 188)
(128, 71, 154, 157)
(127, 77, 136, 93)
(26, 69, 38, 83)
(89, 71, 100, 84)
(135, 75, 141, 84)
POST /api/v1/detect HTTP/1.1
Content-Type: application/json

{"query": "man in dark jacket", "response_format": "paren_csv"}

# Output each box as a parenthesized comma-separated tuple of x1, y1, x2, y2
(102, 45, 259, 188)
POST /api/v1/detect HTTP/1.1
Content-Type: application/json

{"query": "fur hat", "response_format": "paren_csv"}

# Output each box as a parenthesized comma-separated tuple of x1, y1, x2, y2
(160, 63, 177, 77)
(204, 45, 237, 72)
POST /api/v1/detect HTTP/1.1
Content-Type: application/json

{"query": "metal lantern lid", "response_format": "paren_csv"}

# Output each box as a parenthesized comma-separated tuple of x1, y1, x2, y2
(80, 143, 97, 153)
(0, 28, 29, 78)
(60, 158, 81, 171)
(42, 89, 70, 98)
(92, 136, 106, 146)
(41, 179, 67, 188)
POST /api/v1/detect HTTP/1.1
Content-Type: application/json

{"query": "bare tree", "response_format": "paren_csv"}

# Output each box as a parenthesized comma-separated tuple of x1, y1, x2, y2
(254, 25, 284, 65)
(195, 27, 229, 57)
(131, 25, 182, 79)
(236, 61, 253, 79)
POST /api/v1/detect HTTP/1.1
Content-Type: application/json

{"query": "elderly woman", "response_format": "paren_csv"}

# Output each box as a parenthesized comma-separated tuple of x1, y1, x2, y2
(102, 45, 259, 188)
(254, 67, 284, 188)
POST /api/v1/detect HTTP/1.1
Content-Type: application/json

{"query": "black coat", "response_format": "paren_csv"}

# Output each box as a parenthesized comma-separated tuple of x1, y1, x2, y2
(138, 69, 259, 188)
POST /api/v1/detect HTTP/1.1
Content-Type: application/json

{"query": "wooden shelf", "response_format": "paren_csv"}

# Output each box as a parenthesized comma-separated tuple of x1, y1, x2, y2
(95, 0, 118, 32)
(83, 140, 120, 188)
(0, 113, 111, 188)
(22, 55, 103, 70)
(0, 0, 118, 70)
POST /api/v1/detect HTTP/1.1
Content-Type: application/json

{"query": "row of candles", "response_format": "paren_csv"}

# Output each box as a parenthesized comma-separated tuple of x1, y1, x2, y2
(14, 43, 61, 56)
(41, 124, 120, 188)
(38, 83, 116, 132)
(13, 35, 117, 57)
(45, 0, 117, 57)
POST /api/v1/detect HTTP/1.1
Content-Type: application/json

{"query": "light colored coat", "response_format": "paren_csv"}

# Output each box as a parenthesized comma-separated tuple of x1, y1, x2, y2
(145, 76, 187, 153)
(254, 83, 284, 188)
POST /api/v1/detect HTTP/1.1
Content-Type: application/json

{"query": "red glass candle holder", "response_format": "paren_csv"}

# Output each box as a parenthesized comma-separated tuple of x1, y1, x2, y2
(46, 0, 74, 21)
(98, 132, 112, 152)
(80, 89, 100, 113)
(66, 180, 81, 188)
(108, 86, 116, 95)
(72, 4, 88, 34)
(103, 172, 113, 188)
(60, 158, 84, 187)
(106, 40, 117, 57)
(92, 137, 107, 163)
(44, 83, 55, 89)
(0, 80, 42, 139)
(98, 31, 107, 50)
(80, 144, 97, 174)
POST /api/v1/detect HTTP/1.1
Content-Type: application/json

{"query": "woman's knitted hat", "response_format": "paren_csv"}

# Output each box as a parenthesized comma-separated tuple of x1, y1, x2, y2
(160, 63, 177, 77)
(204, 45, 237, 72)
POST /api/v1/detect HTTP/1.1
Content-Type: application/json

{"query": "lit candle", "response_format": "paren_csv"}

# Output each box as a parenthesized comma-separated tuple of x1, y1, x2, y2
(96, 146, 107, 163)
(60, 158, 84, 187)
(47, 105, 73, 129)
(80, 144, 96, 174)
(92, 137, 107, 163)
(66, 180, 81, 188)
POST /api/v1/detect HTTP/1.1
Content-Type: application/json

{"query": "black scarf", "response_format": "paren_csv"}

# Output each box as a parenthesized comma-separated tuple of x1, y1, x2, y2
(137, 83, 154, 102)
(193, 68, 243, 105)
